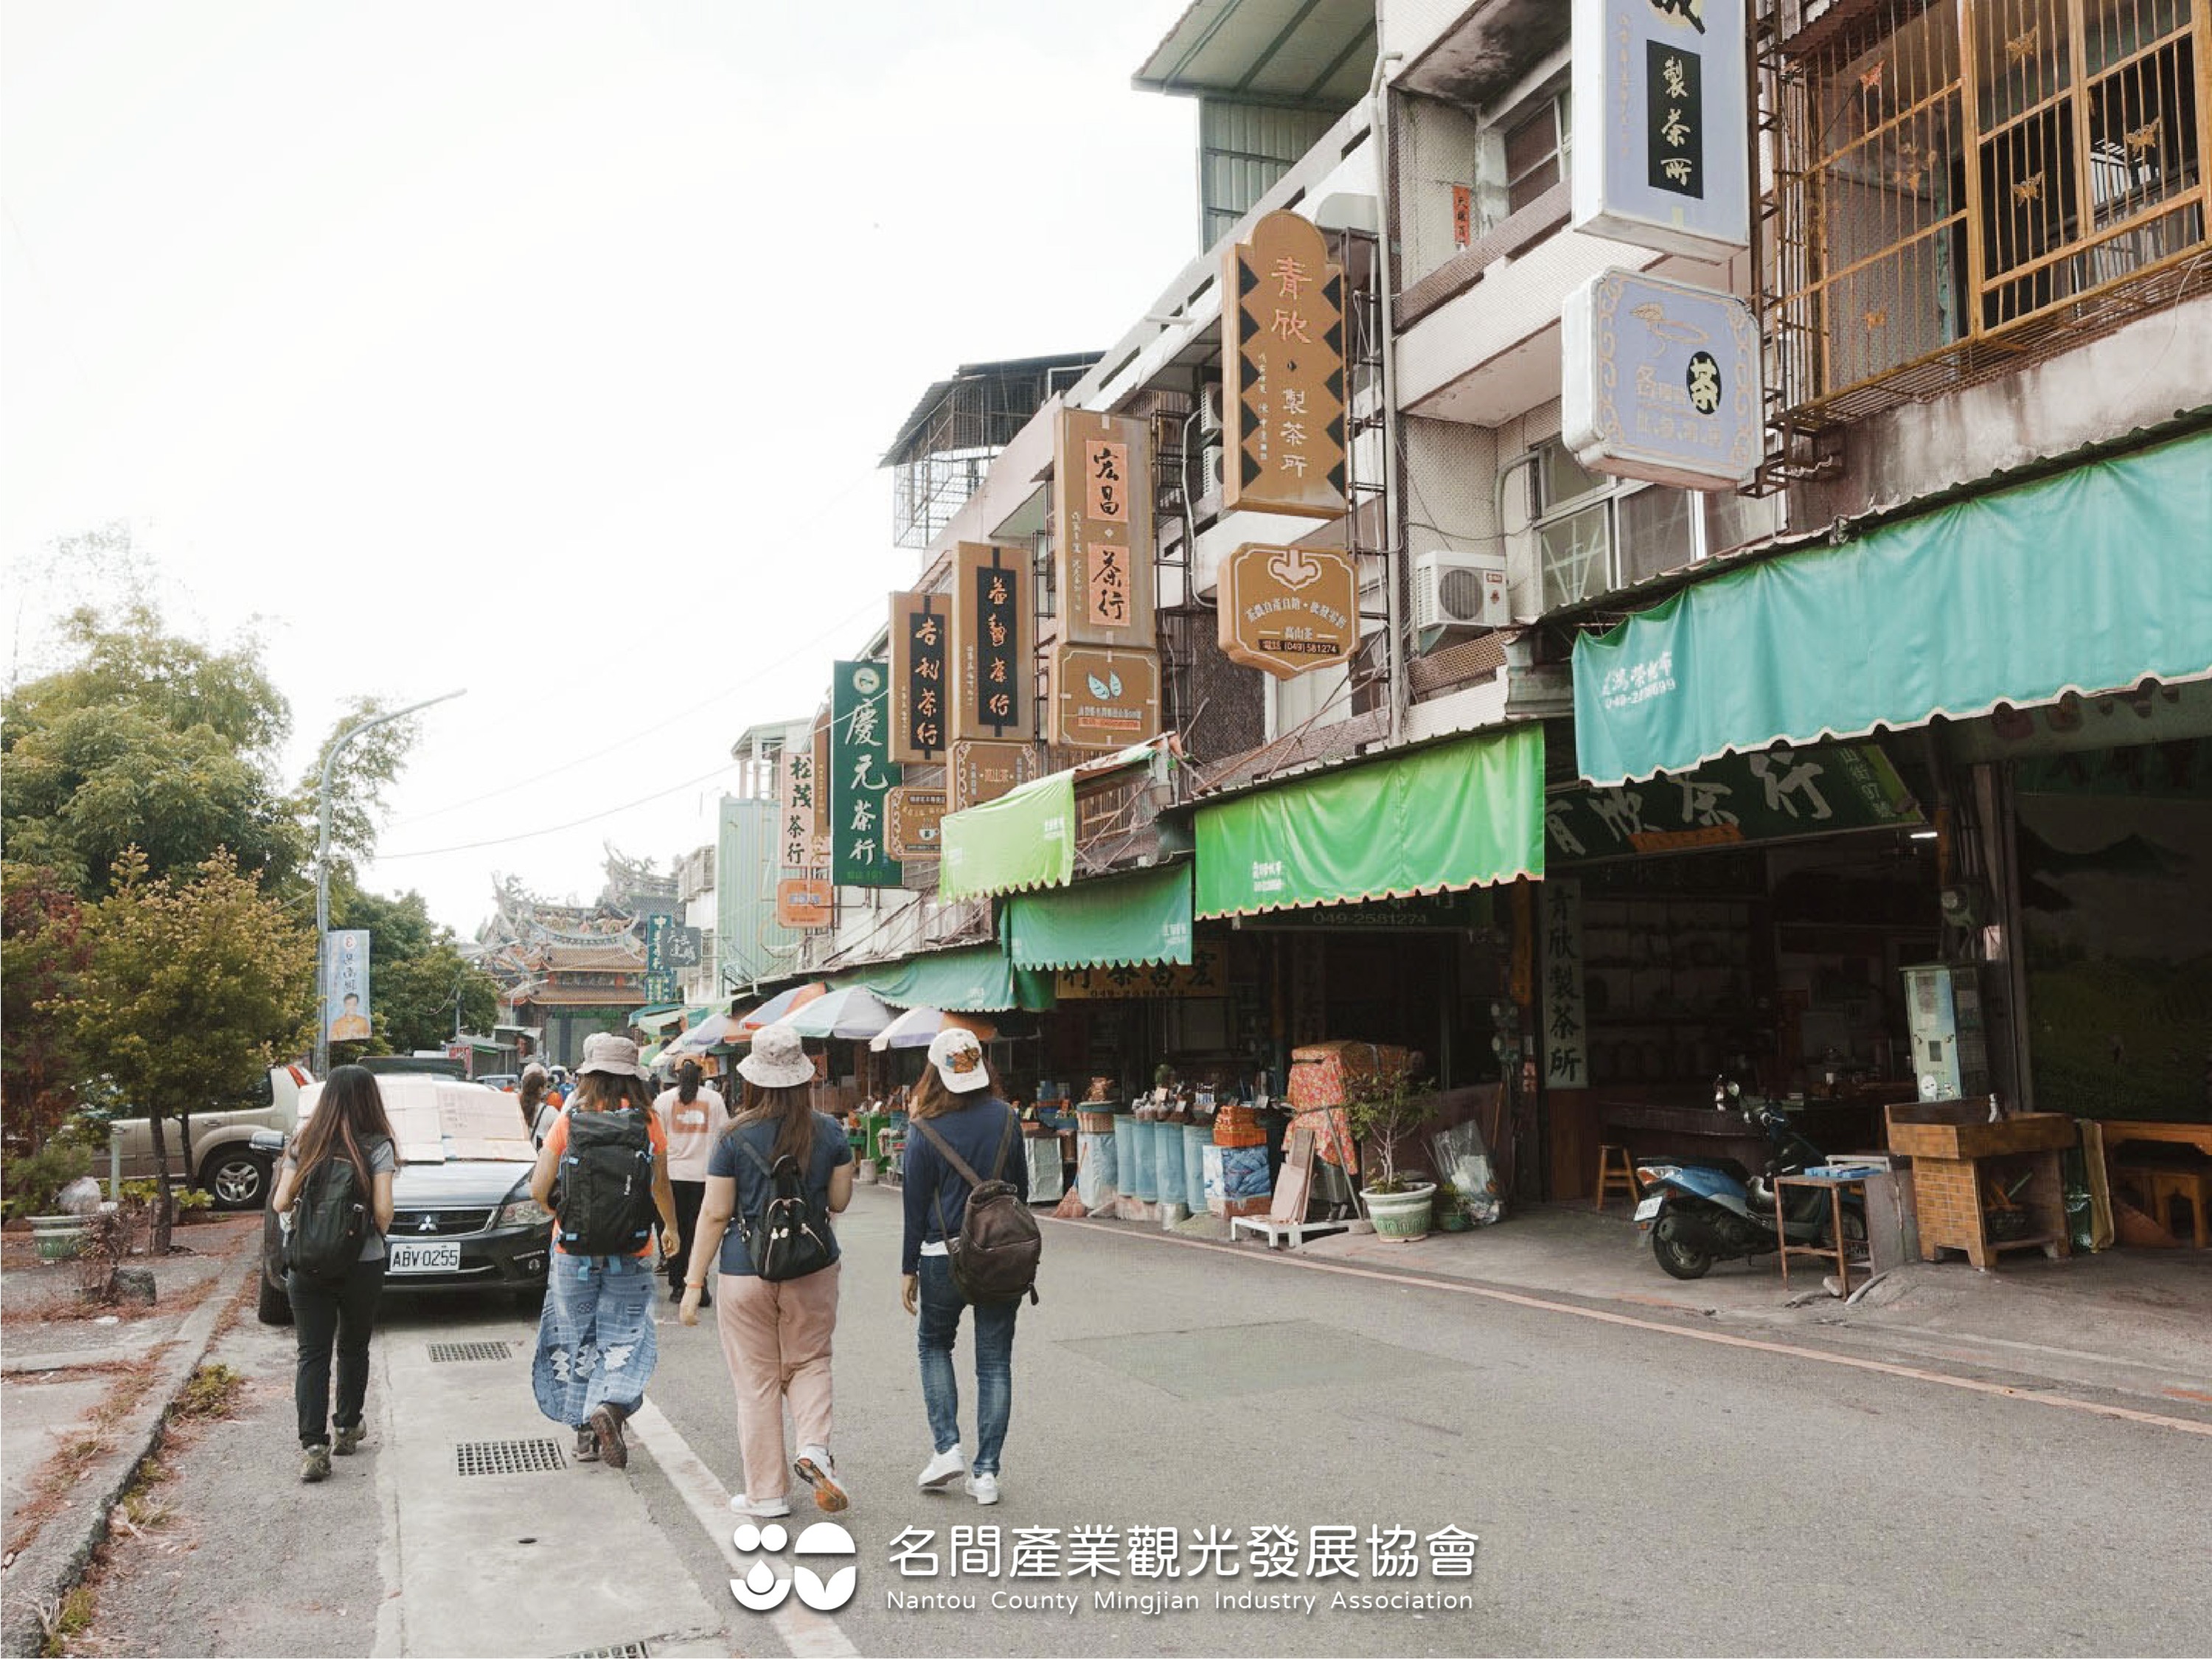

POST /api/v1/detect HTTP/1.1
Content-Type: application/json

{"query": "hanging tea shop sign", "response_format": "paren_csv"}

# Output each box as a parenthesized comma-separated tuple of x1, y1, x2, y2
(950, 543, 1034, 744)
(886, 786, 947, 861)
(949, 739, 1041, 812)
(1217, 542, 1358, 679)
(830, 659, 902, 888)
(1055, 408, 1155, 649)
(1222, 211, 1346, 520)
(889, 591, 949, 765)
(1562, 267, 1762, 490)
(1051, 644, 1160, 751)
(1570, 0, 1750, 260)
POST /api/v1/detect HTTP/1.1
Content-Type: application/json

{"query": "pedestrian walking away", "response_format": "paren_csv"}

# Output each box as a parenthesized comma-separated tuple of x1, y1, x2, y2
(271, 1064, 397, 1485)
(655, 1058, 730, 1306)
(518, 1062, 563, 1151)
(901, 1027, 1027, 1507)
(529, 1032, 681, 1470)
(683, 1023, 854, 1518)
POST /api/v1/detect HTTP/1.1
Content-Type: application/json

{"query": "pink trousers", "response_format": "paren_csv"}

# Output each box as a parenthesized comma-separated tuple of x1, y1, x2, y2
(713, 1263, 840, 1503)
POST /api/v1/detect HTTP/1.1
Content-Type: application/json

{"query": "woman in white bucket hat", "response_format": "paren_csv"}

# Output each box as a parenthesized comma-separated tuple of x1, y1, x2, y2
(681, 1022, 855, 1517)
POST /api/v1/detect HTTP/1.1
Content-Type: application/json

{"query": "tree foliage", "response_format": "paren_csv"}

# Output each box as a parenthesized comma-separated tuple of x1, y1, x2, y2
(297, 696, 424, 880)
(1, 863, 92, 1155)
(70, 849, 314, 1251)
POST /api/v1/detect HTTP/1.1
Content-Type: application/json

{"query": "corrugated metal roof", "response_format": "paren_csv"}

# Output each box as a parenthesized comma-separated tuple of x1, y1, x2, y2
(1133, 0, 1377, 108)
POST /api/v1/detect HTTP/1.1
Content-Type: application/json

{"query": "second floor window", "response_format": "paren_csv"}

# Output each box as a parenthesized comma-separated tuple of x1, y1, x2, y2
(1504, 88, 1573, 215)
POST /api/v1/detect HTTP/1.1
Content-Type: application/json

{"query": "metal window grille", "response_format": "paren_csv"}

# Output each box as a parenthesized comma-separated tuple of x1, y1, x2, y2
(1761, 0, 2210, 433)
(427, 1341, 512, 1363)
(453, 1438, 568, 1476)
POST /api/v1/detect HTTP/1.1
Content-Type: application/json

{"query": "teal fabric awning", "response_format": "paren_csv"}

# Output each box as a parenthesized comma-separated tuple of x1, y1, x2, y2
(627, 1004, 699, 1034)
(1007, 863, 1194, 971)
(844, 944, 1055, 1012)
(1572, 430, 2212, 786)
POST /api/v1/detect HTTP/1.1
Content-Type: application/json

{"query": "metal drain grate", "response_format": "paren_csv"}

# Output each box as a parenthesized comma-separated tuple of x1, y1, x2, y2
(560, 1645, 651, 1659)
(455, 1438, 567, 1476)
(429, 1340, 512, 1363)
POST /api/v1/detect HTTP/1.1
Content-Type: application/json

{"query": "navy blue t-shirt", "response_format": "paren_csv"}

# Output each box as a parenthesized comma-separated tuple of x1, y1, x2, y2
(901, 1096, 1027, 1274)
(707, 1113, 852, 1277)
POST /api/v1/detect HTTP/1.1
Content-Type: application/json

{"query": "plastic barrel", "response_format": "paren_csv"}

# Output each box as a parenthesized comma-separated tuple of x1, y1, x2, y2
(1183, 1123, 1211, 1214)
(1154, 1121, 1186, 1211)
(1127, 1119, 1159, 1200)
(1113, 1118, 1144, 1202)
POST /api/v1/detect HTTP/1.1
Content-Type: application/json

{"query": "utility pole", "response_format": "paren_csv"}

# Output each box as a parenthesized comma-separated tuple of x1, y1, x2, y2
(315, 689, 466, 1075)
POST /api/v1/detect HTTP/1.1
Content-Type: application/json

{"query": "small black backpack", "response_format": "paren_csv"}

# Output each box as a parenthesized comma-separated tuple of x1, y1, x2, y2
(916, 1110, 1041, 1306)
(731, 1137, 835, 1283)
(557, 1109, 658, 1256)
(285, 1154, 368, 1281)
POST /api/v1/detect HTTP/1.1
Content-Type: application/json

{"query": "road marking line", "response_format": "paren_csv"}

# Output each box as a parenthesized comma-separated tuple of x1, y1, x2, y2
(627, 1399, 860, 1659)
(1045, 1217, 2212, 1439)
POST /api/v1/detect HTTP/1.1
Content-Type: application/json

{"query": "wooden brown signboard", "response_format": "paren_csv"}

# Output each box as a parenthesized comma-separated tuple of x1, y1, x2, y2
(888, 592, 949, 764)
(1050, 644, 1160, 751)
(886, 786, 947, 860)
(1222, 211, 1346, 519)
(950, 740, 1040, 812)
(950, 543, 1034, 744)
(810, 704, 832, 838)
(775, 877, 832, 931)
(1217, 542, 1359, 680)
(1054, 408, 1155, 650)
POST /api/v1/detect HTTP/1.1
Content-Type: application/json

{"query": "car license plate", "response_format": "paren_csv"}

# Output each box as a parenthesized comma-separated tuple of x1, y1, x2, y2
(388, 1240, 461, 1274)
(1633, 1194, 1664, 1223)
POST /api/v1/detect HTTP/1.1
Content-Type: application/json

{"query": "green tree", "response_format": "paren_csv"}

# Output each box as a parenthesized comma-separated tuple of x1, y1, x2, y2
(1, 605, 302, 894)
(327, 883, 500, 1054)
(1, 863, 92, 1156)
(72, 848, 314, 1253)
(296, 696, 423, 884)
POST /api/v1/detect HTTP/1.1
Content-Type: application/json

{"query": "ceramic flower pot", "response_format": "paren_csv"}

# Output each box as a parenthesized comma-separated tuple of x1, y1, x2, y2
(1360, 1182, 1436, 1242)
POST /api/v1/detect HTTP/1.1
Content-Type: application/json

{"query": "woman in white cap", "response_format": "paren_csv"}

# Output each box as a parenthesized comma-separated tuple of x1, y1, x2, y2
(902, 1026, 1026, 1506)
(680, 1022, 854, 1516)
(529, 1032, 681, 1469)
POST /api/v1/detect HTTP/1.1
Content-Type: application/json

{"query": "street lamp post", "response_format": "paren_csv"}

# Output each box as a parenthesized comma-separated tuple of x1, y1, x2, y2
(314, 689, 466, 1076)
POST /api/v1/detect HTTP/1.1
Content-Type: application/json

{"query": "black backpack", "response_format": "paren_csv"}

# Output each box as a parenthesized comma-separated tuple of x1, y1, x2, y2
(915, 1110, 1041, 1306)
(556, 1109, 658, 1256)
(731, 1136, 836, 1283)
(285, 1154, 368, 1281)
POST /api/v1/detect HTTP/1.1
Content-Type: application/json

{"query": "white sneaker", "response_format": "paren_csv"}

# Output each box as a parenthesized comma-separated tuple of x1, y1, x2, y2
(964, 1472, 1000, 1506)
(917, 1447, 966, 1489)
(729, 1493, 791, 1517)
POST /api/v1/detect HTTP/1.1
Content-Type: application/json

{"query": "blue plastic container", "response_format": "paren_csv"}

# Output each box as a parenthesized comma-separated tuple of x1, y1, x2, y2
(1154, 1121, 1186, 1209)
(1183, 1123, 1211, 1213)
(1112, 1118, 1144, 1202)
(1127, 1119, 1159, 1201)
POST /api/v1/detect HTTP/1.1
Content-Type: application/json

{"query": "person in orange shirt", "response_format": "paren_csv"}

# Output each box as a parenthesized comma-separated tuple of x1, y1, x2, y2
(528, 1033, 679, 1469)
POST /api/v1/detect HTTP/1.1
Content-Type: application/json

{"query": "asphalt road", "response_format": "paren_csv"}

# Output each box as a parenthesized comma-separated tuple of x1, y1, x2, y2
(74, 1187, 2212, 1658)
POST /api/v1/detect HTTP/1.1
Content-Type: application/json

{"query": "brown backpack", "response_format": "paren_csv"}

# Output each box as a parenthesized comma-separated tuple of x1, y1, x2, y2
(915, 1111, 1041, 1306)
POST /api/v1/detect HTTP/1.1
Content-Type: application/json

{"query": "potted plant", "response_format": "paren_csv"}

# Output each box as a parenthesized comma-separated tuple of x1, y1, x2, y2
(1344, 1063, 1439, 1241)
(1432, 1180, 1472, 1232)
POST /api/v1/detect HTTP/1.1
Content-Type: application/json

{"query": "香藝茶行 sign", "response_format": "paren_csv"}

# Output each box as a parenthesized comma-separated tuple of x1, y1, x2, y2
(951, 544, 1034, 744)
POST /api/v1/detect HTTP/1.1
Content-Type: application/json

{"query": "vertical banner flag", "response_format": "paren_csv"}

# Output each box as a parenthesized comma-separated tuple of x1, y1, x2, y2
(1222, 211, 1346, 519)
(950, 543, 1035, 743)
(1054, 409, 1155, 649)
(1570, 0, 1749, 260)
(323, 928, 372, 1043)
(889, 592, 949, 764)
(830, 660, 904, 888)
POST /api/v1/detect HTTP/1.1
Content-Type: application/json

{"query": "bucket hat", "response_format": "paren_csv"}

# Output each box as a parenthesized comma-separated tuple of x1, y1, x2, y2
(575, 1032, 648, 1079)
(927, 1027, 991, 1094)
(739, 1023, 815, 1091)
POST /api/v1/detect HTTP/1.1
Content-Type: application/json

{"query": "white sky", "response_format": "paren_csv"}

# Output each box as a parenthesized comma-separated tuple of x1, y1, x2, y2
(3, 0, 1197, 934)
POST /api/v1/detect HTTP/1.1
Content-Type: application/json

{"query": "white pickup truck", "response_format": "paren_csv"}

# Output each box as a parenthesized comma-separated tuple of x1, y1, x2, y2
(105, 1064, 313, 1210)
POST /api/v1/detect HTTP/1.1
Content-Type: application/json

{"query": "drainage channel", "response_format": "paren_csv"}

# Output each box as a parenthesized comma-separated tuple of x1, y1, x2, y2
(455, 1437, 567, 1476)
(429, 1340, 514, 1363)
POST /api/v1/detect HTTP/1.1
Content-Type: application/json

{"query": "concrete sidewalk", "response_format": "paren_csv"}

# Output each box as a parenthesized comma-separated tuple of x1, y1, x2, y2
(1090, 1201, 2212, 1408)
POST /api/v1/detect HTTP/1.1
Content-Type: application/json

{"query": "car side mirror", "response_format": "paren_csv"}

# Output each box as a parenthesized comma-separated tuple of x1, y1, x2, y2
(250, 1128, 285, 1155)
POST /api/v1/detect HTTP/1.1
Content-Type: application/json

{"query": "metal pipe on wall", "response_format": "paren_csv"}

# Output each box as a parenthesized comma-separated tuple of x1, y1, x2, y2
(1368, 41, 1408, 743)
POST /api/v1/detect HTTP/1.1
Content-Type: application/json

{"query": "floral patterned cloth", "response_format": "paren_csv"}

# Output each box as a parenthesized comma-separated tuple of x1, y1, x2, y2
(532, 1251, 658, 1427)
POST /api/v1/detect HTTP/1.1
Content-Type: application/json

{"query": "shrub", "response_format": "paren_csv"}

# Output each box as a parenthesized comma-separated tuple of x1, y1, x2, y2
(3, 1139, 91, 1221)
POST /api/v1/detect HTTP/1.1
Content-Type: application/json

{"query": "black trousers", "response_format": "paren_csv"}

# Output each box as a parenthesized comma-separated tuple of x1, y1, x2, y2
(664, 1178, 706, 1296)
(290, 1256, 385, 1448)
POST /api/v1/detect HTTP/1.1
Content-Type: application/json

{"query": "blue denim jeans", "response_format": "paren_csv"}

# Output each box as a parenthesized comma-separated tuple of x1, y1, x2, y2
(917, 1255, 1018, 1475)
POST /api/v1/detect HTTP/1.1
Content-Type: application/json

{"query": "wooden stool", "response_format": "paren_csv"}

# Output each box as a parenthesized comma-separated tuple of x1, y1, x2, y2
(2145, 1169, 2212, 1248)
(1594, 1143, 1640, 1212)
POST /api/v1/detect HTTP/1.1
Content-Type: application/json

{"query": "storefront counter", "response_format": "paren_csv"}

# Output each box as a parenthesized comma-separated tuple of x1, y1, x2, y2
(1597, 1098, 1886, 1175)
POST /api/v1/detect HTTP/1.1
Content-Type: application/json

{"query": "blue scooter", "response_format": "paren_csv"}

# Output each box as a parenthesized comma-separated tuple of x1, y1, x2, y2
(1634, 1079, 1864, 1280)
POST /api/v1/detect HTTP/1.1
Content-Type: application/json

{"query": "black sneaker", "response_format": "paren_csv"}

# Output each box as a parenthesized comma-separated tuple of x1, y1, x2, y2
(590, 1403, 629, 1470)
(574, 1427, 601, 1464)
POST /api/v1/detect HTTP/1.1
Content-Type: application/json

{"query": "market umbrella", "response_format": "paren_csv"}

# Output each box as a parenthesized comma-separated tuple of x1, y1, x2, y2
(663, 1010, 742, 1060)
(735, 983, 828, 1035)
(869, 1006, 999, 1052)
(776, 985, 899, 1042)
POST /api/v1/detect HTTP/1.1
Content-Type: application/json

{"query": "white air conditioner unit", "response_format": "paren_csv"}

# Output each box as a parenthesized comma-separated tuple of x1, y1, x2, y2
(1413, 550, 1509, 639)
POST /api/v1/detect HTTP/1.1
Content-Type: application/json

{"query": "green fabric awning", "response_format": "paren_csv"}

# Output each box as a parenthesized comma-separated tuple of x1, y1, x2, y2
(844, 944, 1055, 1012)
(1572, 430, 2212, 786)
(938, 770, 1076, 900)
(1007, 863, 1194, 970)
(626, 1004, 699, 1034)
(1194, 725, 1545, 919)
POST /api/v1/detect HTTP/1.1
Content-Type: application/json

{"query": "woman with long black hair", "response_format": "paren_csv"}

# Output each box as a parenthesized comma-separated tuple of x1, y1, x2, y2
(653, 1058, 728, 1305)
(271, 1065, 397, 1484)
(519, 1062, 561, 1149)
(681, 1023, 852, 1517)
